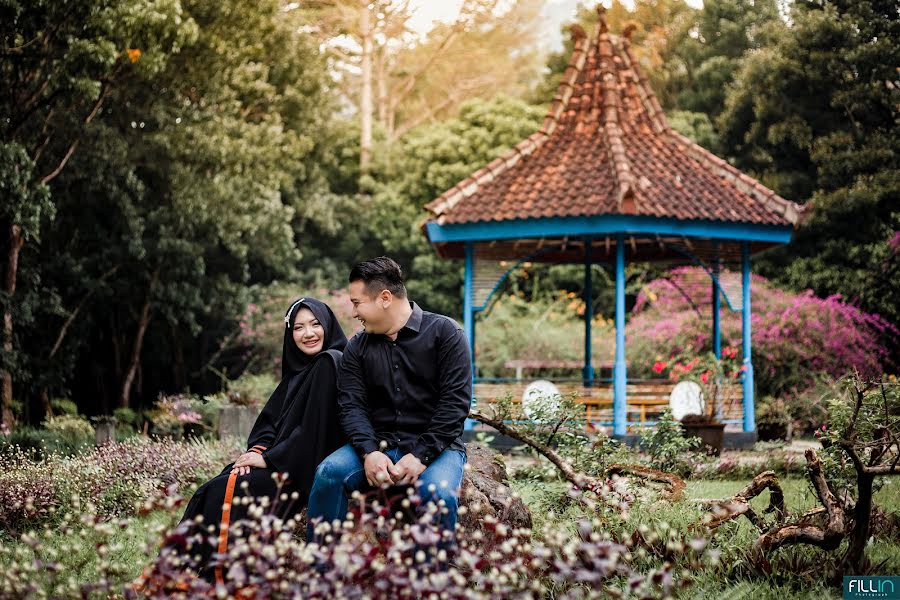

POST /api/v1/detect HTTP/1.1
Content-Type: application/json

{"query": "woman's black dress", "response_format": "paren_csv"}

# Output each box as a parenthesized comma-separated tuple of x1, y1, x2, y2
(177, 297, 347, 581)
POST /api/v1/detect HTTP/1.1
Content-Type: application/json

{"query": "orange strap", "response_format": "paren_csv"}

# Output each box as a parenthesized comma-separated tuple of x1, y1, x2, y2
(214, 471, 239, 585)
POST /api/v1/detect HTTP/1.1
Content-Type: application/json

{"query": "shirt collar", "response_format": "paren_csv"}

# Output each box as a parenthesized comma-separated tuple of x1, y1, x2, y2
(403, 302, 423, 333)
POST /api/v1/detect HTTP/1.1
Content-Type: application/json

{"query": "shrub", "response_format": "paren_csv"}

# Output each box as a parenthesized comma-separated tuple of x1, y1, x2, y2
(637, 409, 701, 477)
(136, 486, 705, 599)
(49, 398, 79, 416)
(226, 372, 278, 406)
(0, 437, 236, 535)
(628, 267, 896, 397)
(149, 394, 222, 439)
(474, 290, 615, 379)
(42, 414, 94, 451)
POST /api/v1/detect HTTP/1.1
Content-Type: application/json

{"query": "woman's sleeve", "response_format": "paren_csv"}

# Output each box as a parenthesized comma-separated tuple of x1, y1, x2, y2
(262, 357, 339, 474)
(246, 376, 290, 452)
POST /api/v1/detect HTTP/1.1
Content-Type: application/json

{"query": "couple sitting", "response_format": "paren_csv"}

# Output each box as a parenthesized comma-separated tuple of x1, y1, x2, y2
(179, 256, 471, 582)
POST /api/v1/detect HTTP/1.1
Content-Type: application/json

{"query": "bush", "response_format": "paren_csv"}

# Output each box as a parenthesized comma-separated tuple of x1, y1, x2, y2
(42, 415, 94, 453)
(637, 409, 701, 477)
(0, 426, 79, 460)
(474, 290, 615, 379)
(226, 372, 278, 406)
(149, 394, 223, 439)
(49, 398, 79, 416)
(0, 437, 236, 535)
(628, 267, 896, 397)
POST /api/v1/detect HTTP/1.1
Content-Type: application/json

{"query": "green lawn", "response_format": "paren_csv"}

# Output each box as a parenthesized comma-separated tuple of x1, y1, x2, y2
(512, 476, 900, 600)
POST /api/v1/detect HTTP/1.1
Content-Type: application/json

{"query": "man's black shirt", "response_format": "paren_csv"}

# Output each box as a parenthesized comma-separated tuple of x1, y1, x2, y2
(337, 302, 472, 464)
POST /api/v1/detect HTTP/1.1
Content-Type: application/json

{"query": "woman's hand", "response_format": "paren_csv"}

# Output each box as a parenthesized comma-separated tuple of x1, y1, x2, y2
(232, 451, 267, 476)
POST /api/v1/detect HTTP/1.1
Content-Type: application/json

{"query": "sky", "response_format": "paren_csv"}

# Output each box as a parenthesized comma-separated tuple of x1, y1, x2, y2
(407, 0, 704, 51)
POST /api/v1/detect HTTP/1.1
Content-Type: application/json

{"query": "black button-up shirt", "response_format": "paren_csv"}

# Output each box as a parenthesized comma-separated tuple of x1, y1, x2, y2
(337, 302, 472, 464)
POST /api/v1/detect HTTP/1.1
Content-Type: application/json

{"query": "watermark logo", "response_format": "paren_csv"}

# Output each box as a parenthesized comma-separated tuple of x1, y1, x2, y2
(845, 577, 900, 599)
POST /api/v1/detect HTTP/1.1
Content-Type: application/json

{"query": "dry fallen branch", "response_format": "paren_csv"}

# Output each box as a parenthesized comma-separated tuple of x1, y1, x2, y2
(604, 464, 685, 501)
(752, 449, 847, 568)
(469, 410, 601, 490)
(469, 411, 686, 502)
(699, 470, 786, 531)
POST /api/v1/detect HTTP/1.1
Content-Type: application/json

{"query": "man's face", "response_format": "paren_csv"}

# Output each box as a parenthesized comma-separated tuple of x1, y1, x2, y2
(349, 280, 388, 334)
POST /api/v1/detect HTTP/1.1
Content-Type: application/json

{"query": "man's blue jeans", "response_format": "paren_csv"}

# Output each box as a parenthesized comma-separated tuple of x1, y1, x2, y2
(307, 444, 466, 540)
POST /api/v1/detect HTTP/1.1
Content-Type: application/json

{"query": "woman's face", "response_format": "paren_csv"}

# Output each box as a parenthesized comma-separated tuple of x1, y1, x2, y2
(292, 307, 325, 356)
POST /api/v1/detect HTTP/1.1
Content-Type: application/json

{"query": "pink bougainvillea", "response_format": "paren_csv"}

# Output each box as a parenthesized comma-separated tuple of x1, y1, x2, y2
(628, 268, 896, 395)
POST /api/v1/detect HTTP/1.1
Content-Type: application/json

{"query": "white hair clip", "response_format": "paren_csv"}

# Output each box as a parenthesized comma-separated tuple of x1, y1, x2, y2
(284, 298, 306, 326)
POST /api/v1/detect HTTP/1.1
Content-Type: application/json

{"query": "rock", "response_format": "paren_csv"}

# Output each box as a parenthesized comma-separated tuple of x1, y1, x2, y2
(218, 405, 259, 441)
(458, 442, 532, 531)
(296, 442, 532, 540)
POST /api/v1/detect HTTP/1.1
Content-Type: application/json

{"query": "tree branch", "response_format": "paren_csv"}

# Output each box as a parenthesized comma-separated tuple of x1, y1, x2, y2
(470, 409, 599, 490)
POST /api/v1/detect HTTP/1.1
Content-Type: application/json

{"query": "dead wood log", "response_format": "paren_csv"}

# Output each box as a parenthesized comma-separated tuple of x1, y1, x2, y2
(604, 464, 686, 501)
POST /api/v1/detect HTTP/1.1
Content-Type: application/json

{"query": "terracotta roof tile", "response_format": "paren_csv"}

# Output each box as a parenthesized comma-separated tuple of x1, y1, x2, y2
(424, 6, 806, 229)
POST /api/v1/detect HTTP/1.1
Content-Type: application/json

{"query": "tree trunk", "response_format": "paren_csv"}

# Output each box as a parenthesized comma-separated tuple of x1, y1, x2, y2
(842, 472, 875, 573)
(1, 224, 24, 428)
(172, 324, 186, 391)
(358, 0, 374, 174)
(119, 268, 159, 408)
(375, 45, 391, 139)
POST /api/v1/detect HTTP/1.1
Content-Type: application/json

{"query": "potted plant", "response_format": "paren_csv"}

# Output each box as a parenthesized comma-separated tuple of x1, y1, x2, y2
(662, 349, 741, 455)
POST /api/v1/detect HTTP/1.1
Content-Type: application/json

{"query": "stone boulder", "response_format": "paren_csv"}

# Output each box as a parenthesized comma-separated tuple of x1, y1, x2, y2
(458, 442, 532, 530)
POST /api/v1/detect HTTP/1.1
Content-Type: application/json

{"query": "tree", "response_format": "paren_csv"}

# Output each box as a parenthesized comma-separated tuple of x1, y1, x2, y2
(4, 0, 338, 415)
(718, 0, 900, 340)
(298, 0, 544, 175)
(0, 0, 198, 425)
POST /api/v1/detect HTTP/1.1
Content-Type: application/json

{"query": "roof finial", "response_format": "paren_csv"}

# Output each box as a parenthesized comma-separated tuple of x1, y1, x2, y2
(623, 22, 637, 41)
(597, 4, 608, 34)
(568, 23, 586, 42)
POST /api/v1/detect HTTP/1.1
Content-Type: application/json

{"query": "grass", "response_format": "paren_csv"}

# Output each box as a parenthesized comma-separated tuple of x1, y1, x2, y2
(511, 475, 900, 600)
(2, 446, 898, 598)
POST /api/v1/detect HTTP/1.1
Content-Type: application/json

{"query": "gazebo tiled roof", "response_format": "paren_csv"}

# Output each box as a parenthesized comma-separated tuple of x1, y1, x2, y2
(424, 10, 805, 230)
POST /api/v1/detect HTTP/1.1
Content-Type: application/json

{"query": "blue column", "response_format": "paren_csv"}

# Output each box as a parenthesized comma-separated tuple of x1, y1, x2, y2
(463, 241, 476, 431)
(613, 233, 627, 436)
(712, 249, 721, 360)
(583, 237, 594, 387)
(741, 241, 755, 432)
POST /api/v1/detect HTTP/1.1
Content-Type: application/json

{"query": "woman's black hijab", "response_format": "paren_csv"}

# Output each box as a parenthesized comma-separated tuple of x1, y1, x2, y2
(281, 297, 347, 378)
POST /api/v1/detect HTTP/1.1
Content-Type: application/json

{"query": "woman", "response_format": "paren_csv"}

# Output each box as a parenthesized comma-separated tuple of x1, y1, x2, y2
(176, 297, 347, 583)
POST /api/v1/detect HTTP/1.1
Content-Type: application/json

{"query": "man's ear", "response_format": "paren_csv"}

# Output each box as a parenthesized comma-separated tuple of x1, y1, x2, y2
(380, 289, 393, 309)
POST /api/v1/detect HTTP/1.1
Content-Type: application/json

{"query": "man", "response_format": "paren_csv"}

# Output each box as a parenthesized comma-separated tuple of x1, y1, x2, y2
(307, 256, 471, 541)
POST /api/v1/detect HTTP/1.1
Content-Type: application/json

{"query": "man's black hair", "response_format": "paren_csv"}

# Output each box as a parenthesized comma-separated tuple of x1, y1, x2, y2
(349, 256, 407, 298)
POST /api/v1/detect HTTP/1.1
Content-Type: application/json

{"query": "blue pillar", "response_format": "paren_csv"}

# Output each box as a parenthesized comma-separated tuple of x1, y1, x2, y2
(613, 233, 627, 436)
(463, 241, 476, 431)
(741, 241, 755, 432)
(583, 237, 594, 387)
(712, 250, 721, 360)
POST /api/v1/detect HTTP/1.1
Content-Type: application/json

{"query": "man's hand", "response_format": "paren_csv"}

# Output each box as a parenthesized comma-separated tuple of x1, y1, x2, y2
(232, 452, 266, 476)
(364, 451, 395, 487)
(389, 453, 427, 485)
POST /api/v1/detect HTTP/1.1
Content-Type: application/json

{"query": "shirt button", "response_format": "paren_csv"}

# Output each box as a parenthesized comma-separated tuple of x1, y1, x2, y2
(394, 364, 399, 370)
(395, 386, 400, 391)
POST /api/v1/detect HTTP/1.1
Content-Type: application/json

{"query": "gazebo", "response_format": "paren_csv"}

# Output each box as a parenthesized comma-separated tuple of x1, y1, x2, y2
(422, 7, 805, 438)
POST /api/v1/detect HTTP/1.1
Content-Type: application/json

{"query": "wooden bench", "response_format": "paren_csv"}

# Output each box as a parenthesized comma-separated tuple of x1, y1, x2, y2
(473, 380, 743, 426)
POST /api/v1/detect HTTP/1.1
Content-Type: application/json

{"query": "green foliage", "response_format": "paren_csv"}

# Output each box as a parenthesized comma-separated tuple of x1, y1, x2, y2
(113, 407, 140, 429)
(637, 409, 700, 477)
(717, 0, 900, 335)
(817, 376, 900, 502)
(489, 392, 634, 483)
(42, 415, 94, 450)
(49, 398, 79, 416)
(474, 288, 615, 379)
(225, 373, 278, 407)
